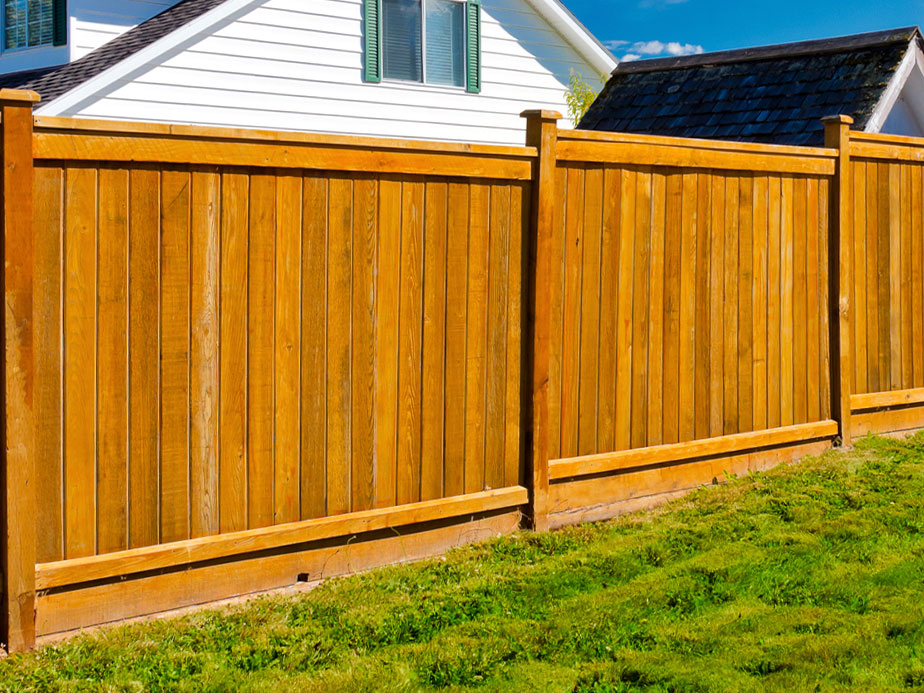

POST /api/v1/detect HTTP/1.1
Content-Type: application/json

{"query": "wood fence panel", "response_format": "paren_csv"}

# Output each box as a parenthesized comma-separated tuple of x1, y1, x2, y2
(33, 140, 528, 557)
(549, 158, 832, 460)
(847, 138, 924, 437)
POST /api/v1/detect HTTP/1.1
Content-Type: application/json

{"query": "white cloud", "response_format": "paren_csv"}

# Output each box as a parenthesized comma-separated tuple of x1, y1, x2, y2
(605, 39, 705, 62)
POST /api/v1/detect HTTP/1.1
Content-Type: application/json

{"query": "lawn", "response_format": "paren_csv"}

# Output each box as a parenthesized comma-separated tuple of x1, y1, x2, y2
(3, 434, 924, 692)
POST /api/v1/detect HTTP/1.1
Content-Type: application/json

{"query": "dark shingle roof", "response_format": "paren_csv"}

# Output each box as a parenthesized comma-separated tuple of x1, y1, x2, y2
(579, 27, 921, 147)
(0, 0, 227, 105)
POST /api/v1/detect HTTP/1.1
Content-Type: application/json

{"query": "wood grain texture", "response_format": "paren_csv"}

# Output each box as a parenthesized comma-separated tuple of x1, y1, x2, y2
(464, 183, 489, 493)
(95, 168, 129, 555)
(219, 172, 248, 534)
(397, 179, 423, 504)
(301, 175, 328, 519)
(485, 184, 510, 488)
(351, 176, 377, 510)
(327, 176, 353, 516)
(159, 169, 191, 544)
(128, 167, 160, 549)
(578, 168, 602, 455)
(422, 181, 447, 500)
(273, 173, 302, 525)
(64, 166, 98, 559)
(190, 169, 220, 538)
(34, 166, 64, 564)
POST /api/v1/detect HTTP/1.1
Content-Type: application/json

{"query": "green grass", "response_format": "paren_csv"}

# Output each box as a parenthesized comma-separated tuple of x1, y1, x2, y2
(3, 434, 924, 692)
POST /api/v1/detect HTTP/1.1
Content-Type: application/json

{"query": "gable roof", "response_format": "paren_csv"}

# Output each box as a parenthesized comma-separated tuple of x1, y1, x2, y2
(579, 27, 921, 146)
(1, 0, 228, 105)
(0, 0, 614, 113)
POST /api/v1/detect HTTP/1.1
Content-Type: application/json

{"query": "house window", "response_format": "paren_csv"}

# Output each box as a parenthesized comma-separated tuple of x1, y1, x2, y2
(4, 0, 54, 49)
(364, 0, 481, 93)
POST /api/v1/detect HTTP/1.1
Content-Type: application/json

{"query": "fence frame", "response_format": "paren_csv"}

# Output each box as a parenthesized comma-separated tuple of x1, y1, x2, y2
(3, 92, 924, 650)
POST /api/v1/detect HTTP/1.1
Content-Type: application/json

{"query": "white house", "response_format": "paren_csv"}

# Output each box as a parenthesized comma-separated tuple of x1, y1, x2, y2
(0, 0, 615, 144)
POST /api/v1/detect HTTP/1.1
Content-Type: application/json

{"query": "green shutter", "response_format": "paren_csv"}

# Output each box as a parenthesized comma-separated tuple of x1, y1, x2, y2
(465, 0, 481, 93)
(364, 0, 382, 83)
(52, 0, 67, 46)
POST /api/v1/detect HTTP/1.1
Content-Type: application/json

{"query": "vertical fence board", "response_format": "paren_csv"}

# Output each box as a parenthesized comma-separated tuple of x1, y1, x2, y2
(597, 166, 619, 451)
(694, 172, 711, 440)
(443, 182, 468, 496)
(646, 171, 665, 446)
(766, 177, 781, 429)
(752, 176, 768, 431)
(218, 172, 248, 533)
(708, 174, 725, 438)
(805, 177, 821, 423)
(159, 169, 191, 543)
(352, 176, 378, 510)
(615, 168, 637, 449)
(485, 184, 510, 488)
(505, 182, 525, 487)
(631, 169, 651, 448)
(464, 183, 488, 492)
(560, 167, 584, 458)
(678, 172, 697, 442)
(189, 169, 220, 538)
(722, 175, 739, 434)
(422, 181, 447, 500)
(64, 166, 98, 559)
(913, 164, 924, 389)
(578, 169, 601, 455)
(96, 168, 128, 555)
(273, 173, 302, 525)
(853, 162, 868, 393)
(327, 176, 353, 515)
(34, 166, 64, 563)
(737, 176, 754, 433)
(397, 179, 423, 504)
(128, 168, 160, 548)
(301, 175, 328, 519)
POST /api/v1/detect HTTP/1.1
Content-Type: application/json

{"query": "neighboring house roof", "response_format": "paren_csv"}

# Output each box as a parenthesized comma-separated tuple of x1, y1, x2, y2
(0, 0, 614, 113)
(579, 27, 922, 146)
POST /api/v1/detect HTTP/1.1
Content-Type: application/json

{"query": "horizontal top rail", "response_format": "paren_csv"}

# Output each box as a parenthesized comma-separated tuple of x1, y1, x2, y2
(32, 116, 537, 180)
(557, 128, 836, 175)
(850, 130, 924, 162)
(560, 127, 837, 158)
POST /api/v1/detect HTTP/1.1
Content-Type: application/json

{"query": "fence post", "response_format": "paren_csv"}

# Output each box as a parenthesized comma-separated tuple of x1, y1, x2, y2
(822, 115, 853, 446)
(0, 89, 38, 652)
(520, 110, 560, 532)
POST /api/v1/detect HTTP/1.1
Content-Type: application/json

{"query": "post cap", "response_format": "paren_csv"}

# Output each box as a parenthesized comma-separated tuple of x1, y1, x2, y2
(520, 109, 562, 120)
(0, 89, 40, 104)
(821, 114, 854, 125)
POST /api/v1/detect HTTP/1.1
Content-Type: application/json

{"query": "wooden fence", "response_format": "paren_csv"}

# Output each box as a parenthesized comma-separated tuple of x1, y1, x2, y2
(1, 90, 922, 651)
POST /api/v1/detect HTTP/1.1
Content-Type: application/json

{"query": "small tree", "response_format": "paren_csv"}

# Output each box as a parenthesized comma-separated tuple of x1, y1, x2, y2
(564, 70, 607, 127)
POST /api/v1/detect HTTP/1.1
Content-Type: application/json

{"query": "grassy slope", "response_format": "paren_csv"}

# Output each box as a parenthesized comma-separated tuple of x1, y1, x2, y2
(3, 434, 924, 692)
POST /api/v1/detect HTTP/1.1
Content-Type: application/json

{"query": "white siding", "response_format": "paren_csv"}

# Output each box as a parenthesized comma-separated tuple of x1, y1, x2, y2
(71, 0, 177, 59)
(60, 0, 601, 144)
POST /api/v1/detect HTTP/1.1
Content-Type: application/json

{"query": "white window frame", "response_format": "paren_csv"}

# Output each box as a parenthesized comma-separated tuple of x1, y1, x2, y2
(381, 0, 467, 90)
(2, 0, 55, 53)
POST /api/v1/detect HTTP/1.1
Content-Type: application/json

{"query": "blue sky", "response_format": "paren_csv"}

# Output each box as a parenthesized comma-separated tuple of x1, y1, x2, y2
(566, 0, 924, 61)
